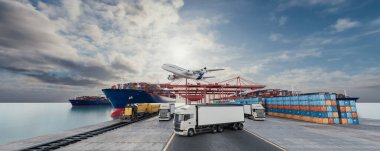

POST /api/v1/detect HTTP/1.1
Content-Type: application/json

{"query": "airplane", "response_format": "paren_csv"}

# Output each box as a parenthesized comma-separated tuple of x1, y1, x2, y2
(161, 64, 224, 80)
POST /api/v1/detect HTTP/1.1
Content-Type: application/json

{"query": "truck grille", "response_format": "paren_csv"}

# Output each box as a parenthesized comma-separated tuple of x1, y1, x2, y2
(257, 112, 265, 118)
(159, 113, 166, 118)
(174, 122, 181, 131)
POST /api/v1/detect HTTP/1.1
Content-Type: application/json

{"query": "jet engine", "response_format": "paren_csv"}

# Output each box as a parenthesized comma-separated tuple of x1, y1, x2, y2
(167, 75, 178, 80)
(186, 70, 193, 75)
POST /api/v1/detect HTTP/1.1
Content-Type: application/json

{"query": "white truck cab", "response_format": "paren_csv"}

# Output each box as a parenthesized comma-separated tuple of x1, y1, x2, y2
(174, 105, 196, 136)
(159, 103, 175, 121)
(244, 104, 266, 121)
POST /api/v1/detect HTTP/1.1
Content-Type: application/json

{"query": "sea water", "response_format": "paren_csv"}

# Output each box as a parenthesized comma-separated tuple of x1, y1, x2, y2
(0, 103, 113, 145)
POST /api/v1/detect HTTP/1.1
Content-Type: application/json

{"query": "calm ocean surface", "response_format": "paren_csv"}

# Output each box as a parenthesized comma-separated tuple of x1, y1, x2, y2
(0, 102, 379, 145)
(0, 103, 113, 145)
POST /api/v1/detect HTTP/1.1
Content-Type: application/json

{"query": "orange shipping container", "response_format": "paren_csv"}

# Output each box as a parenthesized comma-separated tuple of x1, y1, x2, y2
(304, 106, 310, 111)
(322, 118, 329, 124)
(346, 106, 351, 112)
(320, 106, 327, 112)
(311, 117, 317, 123)
(314, 117, 320, 123)
(333, 112, 339, 118)
(325, 100, 332, 106)
(340, 118, 348, 124)
(352, 112, 358, 118)
(328, 118, 334, 124)
(299, 106, 305, 111)
(294, 106, 300, 110)
(339, 107, 346, 112)
(331, 101, 337, 106)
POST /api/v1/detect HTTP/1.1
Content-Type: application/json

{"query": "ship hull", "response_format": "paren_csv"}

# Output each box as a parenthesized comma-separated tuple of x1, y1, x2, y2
(102, 89, 176, 109)
(69, 100, 111, 106)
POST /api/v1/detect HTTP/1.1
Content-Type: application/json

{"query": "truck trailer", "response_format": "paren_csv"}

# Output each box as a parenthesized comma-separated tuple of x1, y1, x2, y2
(174, 104, 245, 136)
(159, 103, 175, 121)
(243, 104, 266, 121)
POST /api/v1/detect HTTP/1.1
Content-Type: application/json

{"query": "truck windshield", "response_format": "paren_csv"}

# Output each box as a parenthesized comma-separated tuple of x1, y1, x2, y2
(256, 109, 264, 114)
(174, 114, 184, 122)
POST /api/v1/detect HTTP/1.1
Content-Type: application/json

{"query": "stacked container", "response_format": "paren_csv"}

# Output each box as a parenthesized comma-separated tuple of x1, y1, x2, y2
(234, 98, 264, 105)
(264, 94, 359, 124)
(336, 98, 359, 124)
(265, 94, 343, 124)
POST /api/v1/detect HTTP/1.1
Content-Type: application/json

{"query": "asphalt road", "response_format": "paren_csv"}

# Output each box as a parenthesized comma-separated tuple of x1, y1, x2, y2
(166, 129, 284, 151)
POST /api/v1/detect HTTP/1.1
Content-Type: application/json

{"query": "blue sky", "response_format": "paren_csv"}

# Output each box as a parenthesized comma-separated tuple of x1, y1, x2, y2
(0, 0, 379, 102)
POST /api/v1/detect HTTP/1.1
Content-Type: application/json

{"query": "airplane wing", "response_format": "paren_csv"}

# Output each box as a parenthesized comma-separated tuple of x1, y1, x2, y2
(192, 69, 224, 73)
(202, 76, 215, 79)
(207, 69, 224, 72)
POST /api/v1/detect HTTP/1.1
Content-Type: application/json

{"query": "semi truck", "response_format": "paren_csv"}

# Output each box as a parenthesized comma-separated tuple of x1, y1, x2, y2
(174, 104, 245, 137)
(159, 103, 175, 121)
(243, 104, 266, 121)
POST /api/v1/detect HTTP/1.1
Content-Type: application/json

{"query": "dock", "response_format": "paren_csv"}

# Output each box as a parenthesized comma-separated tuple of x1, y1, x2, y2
(1, 116, 379, 151)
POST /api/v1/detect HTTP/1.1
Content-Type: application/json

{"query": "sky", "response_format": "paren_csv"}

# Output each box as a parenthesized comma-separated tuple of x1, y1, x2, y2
(0, 0, 379, 102)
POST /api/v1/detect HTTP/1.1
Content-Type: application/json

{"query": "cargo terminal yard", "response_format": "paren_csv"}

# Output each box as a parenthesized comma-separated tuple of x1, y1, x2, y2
(1, 116, 380, 151)
(1, 77, 379, 151)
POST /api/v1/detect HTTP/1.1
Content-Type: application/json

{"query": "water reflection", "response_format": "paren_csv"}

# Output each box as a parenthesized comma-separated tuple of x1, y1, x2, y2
(0, 103, 114, 145)
(70, 105, 113, 113)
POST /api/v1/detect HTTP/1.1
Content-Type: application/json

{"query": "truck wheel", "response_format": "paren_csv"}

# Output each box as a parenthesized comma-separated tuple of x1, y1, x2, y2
(217, 125, 224, 133)
(232, 123, 239, 131)
(212, 126, 217, 133)
(238, 123, 244, 130)
(188, 129, 195, 137)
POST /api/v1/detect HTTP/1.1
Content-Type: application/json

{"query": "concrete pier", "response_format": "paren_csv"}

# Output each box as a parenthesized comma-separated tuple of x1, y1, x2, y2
(56, 117, 173, 151)
(1, 116, 380, 151)
(244, 117, 380, 151)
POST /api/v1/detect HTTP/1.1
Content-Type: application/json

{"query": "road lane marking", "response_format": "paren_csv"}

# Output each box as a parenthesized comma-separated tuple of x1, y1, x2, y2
(244, 129, 287, 151)
(162, 132, 175, 151)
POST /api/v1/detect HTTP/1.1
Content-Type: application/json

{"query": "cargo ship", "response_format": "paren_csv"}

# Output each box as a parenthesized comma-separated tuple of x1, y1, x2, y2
(69, 96, 111, 106)
(102, 82, 176, 118)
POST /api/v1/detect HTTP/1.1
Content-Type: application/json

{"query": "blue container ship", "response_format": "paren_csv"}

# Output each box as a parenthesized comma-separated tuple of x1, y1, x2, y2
(102, 82, 176, 118)
(69, 96, 110, 106)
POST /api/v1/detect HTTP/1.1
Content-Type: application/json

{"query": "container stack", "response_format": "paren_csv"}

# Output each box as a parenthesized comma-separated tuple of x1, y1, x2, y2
(336, 98, 359, 124)
(265, 94, 346, 124)
(234, 98, 264, 105)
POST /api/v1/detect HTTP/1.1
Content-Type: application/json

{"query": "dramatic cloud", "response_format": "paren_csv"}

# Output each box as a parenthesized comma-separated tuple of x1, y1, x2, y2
(333, 18, 359, 32)
(1, 0, 379, 103)
(0, 0, 227, 89)
(263, 67, 380, 102)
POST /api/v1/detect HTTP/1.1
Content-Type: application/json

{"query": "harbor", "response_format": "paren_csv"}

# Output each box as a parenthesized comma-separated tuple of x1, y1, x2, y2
(1, 116, 379, 151)
(1, 0, 380, 151)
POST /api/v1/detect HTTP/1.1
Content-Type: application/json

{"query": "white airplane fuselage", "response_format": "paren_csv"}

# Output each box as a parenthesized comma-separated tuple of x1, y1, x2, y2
(162, 64, 203, 80)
